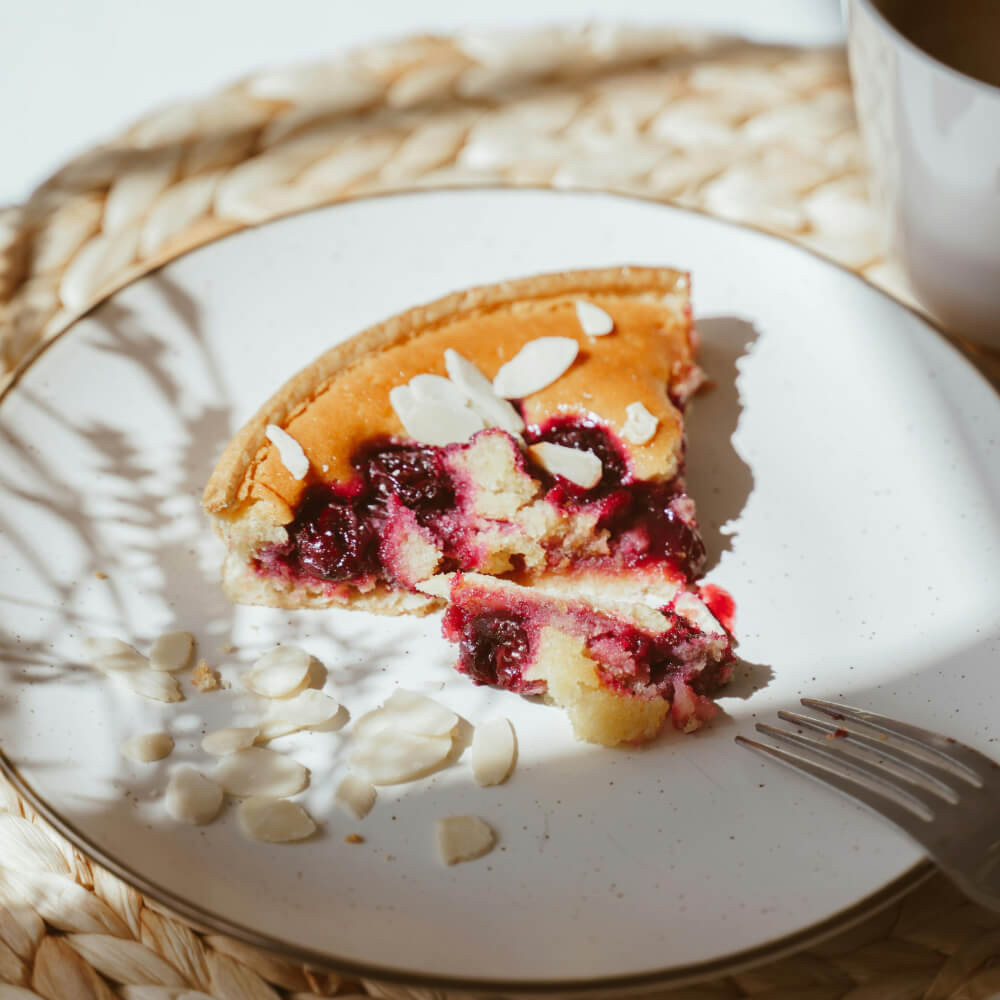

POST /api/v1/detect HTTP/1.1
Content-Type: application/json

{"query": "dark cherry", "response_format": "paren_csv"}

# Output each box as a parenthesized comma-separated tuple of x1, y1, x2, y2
(356, 441, 454, 514)
(455, 612, 533, 691)
(619, 482, 707, 579)
(290, 493, 378, 582)
(526, 418, 629, 497)
(646, 616, 702, 687)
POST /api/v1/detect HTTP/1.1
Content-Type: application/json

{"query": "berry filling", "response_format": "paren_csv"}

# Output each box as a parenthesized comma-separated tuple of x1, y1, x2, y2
(255, 420, 706, 591)
(361, 441, 455, 519)
(442, 583, 732, 701)
(526, 418, 705, 580)
(453, 612, 542, 695)
(527, 416, 630, 500)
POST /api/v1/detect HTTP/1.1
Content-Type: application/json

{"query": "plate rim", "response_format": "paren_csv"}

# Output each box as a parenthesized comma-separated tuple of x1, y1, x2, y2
(2, 184, 996, 407)
(2, 186, 986, 993)
(0, 748, 934, 994)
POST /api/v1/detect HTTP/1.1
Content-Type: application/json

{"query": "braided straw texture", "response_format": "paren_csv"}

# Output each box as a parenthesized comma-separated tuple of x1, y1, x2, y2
(2, 25, 999, 1000)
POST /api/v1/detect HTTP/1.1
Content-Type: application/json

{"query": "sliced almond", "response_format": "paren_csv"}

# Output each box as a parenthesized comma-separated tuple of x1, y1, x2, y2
(492, 337, 578, 399)
(408, 373, 470, 410)
(436, 815, 497, 866)
(83, 637, 146, 672)
(388, 383, 418, 419)
(470, 718, 516, 786)
(238, 798, 316, 843)
(257, 689, 341, 741)
(243, 646, 311, 698)
(351, 708, 392, 743)
(121, 732, 174, 763)
(575, 300, 615, 337)
(444, 349, 525, 434)
(414, 573, 455, 599)
(165, 767, 223, 825)
(622, 401, 659, 445)
(529, 441, 603, 489)
(353, 693, 457, 743)
(202, 726, 259, 755)
(444, 348, 495, 397)
(467, 394, 526, 437)
(390, 384, 485, 446)
(255, 717, 300, 743)
(335, 774, 377, 819)
(149, 631, 194, 672)
(351, 729, 453, 785)
(265, 424, 309, 480)
(383, 690, 459, 736)
(213, 747, 309, 798)
(123, 670, 183, 703)
(271, 688, 341, 727)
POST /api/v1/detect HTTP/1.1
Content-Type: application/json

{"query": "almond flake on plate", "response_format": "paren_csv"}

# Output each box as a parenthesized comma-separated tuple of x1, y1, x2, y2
(351, 729, 453, 785)
(335, 774, 377, 819)
(121, 732, 174, 763)
(623, 401, 659, 445)
(436, 815, 497, 866)
(528, 441, 603, 489)
(256, 689, 342, 741)
(443, 349, 525, 434)
(575, 300, 615, 337)
(470, 718, 516, 786)
(213, 746, 309, 798)
(83, 637, 147, 672)
(354, 690, 457, 739)
(202, 726, 259, 755)
(492, 337, 578, 399)
(265, 424, 310, 481)
(165, 767, 223, 825)
(243, 645, 312, 698)
(149, 631, 194, 672)
(124, 670, 184, 703)
(390, 384, 485, 446)
(238, 797, 316, 843)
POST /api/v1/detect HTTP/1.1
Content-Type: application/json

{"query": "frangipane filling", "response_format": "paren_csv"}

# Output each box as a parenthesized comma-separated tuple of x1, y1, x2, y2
(440, 574, 733, 744)
(252, 418, 705, 595)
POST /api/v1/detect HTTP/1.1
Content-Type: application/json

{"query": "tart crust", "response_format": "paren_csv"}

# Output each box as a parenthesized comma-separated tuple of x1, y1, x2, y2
(204, 266, 697, 612)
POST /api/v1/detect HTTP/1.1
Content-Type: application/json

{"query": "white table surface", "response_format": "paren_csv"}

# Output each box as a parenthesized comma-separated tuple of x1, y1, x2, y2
(2, 0, 844, 207)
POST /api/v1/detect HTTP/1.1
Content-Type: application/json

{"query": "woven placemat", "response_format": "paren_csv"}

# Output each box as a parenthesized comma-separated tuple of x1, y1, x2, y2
(2, 25, 999, 1000)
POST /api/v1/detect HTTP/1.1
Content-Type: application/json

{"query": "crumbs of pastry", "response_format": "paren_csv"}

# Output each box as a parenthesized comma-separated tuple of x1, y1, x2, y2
(94, 571, 108, 580)
(191, 660, 222, 691)
(345, 833, 365, 844)
(218, 642, 235, 654)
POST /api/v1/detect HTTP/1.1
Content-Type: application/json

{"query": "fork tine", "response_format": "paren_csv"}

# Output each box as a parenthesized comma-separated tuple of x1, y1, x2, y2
(777, 709, 960, 803)
(801, 698, 988, 787)
(753, 723, 939, 821)
(736, 734, 936, 839)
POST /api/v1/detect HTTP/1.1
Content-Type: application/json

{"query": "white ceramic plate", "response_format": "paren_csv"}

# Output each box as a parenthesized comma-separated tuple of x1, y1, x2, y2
(2, 189, 998, 993)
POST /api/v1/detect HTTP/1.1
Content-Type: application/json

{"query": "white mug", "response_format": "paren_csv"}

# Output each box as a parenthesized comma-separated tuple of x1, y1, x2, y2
(847, 0, 1000, 348)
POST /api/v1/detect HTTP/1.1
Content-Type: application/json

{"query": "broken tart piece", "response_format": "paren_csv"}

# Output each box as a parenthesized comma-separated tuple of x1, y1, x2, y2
(438, 573, 732, 746)
(203, 267, 705, 615)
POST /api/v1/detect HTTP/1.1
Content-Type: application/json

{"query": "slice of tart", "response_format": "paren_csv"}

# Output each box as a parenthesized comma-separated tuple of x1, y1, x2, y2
(436, 573, 732, 746)
(203, 267, 705, 615)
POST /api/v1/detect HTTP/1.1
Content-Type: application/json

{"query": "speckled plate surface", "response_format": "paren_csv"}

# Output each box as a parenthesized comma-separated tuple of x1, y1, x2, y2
(2, 189, 998, 993)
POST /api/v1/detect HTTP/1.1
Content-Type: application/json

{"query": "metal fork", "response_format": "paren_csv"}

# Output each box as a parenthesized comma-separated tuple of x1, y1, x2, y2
(736, 698, 1000, 913)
